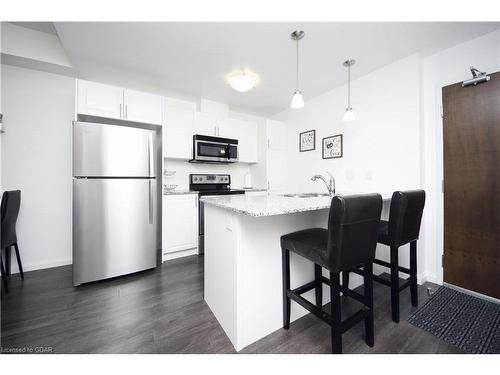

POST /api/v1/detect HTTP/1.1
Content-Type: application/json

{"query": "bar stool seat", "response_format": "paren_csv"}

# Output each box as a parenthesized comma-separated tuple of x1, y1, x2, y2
(281, 228, 329, 269)
(281, 193, 382, 354)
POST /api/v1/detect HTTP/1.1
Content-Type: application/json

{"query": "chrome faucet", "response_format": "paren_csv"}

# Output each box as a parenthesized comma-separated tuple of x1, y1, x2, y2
(311, 172, 335, 196)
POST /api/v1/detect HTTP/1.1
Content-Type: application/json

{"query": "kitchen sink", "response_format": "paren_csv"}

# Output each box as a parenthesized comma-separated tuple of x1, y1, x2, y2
(281, 193, 331, 198)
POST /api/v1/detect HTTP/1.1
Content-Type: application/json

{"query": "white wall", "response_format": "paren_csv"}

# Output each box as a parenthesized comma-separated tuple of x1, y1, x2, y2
(1, 65, 74, 272)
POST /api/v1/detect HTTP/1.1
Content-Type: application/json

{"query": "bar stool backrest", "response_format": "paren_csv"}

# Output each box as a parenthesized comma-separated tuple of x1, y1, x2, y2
(1, 190, 21, 249)
(388, 190, 426, 247)
(327, 193, 383, 273)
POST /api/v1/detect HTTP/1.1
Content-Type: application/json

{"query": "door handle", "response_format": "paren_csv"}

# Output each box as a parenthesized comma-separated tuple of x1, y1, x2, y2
(149, 180, 154, 224)
(148, 133, 154, 177)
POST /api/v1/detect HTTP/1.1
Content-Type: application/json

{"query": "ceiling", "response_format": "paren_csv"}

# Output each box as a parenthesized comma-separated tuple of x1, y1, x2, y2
(11, 22, 58, 35)
(54, 22, 500, 115)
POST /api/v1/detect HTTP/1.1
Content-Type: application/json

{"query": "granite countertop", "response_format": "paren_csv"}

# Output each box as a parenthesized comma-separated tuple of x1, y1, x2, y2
(200, 193, 332, 217)
(200, 191, 392, 217)
(163, 189, 198, 195)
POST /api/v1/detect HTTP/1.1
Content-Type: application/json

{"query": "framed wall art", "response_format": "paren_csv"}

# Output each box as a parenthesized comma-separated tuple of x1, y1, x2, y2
(299, 130, 316, 152)
(322, 134, 343, 159)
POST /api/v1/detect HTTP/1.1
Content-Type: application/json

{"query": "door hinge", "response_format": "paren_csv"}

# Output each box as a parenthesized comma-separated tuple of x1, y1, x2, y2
(440, 105, 444, 119)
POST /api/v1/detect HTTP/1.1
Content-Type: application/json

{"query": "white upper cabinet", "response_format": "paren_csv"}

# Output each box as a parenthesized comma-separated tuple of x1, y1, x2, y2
(123, 89, 162, 125)
(77, 80, 123, 120)
(77, 80, 162, 125)
(220, 118, 258, 163)
(164, 105, 194, 159)
(193, 112, 219, 136)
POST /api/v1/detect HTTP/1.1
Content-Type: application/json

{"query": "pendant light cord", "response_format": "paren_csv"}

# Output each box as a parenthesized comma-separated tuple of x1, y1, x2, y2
(296, 38, 300, 91)
(347, 63, 351, 108)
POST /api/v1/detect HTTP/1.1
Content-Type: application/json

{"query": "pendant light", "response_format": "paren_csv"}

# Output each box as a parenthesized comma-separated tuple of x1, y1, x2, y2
(343, 59, 356, 122)
(290, 30, 305, 109)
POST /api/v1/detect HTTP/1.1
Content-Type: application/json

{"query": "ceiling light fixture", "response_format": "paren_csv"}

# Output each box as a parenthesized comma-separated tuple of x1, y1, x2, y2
(290, 30, 305, 109)
(343, 59, 356, 122)
(227, 71, 258, 93)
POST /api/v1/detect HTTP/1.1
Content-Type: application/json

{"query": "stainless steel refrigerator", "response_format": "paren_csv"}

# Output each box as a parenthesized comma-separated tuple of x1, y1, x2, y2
(73, 121, 158, 286)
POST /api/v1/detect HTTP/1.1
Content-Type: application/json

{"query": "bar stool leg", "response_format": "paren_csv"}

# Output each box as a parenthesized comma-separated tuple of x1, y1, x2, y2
(342, 270, 349, 290)
(282, 248, 291, 330)
(5, 246, 12, 277)
(14, 243, 24, 280)
(410, 240, 418, 307)
(314, 264, 323, 308)
(390, 246, 400, 323)
(330, 272, 342, 354)
(364, 262, 374, 347)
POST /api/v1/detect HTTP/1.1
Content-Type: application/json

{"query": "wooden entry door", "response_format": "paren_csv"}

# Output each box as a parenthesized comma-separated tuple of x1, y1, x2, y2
(442, 71, 500, 299)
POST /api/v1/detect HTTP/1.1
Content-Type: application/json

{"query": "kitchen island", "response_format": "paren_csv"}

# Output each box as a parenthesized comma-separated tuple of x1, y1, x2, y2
(201, 192, 389, 351)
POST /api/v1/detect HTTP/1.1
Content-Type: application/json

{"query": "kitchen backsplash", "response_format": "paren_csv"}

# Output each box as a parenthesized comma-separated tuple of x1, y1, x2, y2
(164, 159, 252, 190)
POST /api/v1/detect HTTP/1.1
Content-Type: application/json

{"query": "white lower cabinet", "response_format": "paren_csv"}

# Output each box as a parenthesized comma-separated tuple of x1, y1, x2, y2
(162, 194, 198, 261)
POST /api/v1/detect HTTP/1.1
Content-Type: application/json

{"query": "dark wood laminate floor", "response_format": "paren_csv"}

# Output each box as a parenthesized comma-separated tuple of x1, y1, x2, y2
(1, 255, 463, 354)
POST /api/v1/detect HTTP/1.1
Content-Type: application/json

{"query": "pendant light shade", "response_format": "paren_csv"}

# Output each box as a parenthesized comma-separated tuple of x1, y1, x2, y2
(290, 30, 305, 109)
(343, 107, 355, 122)
(343, 59, 356, 122)
(290, 90, 304, 109)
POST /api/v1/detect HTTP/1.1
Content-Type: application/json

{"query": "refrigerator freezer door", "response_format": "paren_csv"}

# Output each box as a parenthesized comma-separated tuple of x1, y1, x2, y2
(74, 121, 155, 177)
(73, 178, 157, 285)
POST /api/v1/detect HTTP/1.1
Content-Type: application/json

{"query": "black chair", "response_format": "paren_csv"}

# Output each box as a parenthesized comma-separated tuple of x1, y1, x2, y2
(1, 190, 24, 293)
(343, 190, 425, 323)
(281, 193, 383, 354)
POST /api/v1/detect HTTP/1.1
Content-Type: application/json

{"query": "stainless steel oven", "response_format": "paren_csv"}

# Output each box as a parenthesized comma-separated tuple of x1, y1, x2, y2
(189, 174, 245, 254)
(190, 134, 238, 163)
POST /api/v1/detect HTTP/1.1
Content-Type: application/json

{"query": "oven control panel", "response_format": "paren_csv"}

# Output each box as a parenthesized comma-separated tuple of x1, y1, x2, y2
(190, 174, 230, 185)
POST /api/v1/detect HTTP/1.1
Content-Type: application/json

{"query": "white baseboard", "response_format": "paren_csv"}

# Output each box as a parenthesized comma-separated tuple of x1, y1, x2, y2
(162, 248, 198, 262)
(444, 282, 500, 305)
(7, 258, 72, 274)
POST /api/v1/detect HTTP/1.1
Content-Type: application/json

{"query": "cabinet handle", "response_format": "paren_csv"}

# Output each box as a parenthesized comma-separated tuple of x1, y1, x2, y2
(125, 104, 128, 119)
(119, 104, 122, 118)
(267, 139, 270, 149)
(214, 126, 217, 136)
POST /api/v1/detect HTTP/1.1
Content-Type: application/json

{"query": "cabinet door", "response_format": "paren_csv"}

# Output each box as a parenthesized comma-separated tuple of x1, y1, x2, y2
(266, 120, 288, 192)
(162, 194, 198, 254)
(221, 119, 258, 163)
(77, 80, 123, 119)
(123, 89, 162, 125)
(194, 112, 218, 136)
(164, 106, 194, 159)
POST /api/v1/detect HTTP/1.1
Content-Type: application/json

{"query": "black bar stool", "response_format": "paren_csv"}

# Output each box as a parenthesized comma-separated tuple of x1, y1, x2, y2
(281, 193, 382, 354)
(1, 190, 24, 293)
(343, 190, 425, 323)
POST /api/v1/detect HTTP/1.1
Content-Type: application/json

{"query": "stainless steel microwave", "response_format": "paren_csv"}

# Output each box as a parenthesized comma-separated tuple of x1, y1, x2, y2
(190, 134, 238, 163)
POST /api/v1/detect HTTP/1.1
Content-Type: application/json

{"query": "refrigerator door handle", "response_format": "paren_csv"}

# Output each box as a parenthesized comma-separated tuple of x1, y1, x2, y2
(149, 179, 154, 224)
(148, 133, 154, 177)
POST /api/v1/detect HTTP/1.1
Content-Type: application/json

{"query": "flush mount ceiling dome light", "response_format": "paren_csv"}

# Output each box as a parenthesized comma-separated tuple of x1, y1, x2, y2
(290, 30, 305, 109)
(342, 59, 356, 122)
(227, 71, 258, 92)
